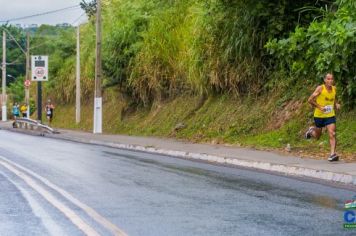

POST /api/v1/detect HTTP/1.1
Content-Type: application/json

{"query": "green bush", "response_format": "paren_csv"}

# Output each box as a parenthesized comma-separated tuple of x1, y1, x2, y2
(266, 0, 356, 108)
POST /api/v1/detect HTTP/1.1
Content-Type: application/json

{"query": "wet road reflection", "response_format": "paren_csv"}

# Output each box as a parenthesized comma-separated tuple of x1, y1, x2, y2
(0, 130, 354, 235)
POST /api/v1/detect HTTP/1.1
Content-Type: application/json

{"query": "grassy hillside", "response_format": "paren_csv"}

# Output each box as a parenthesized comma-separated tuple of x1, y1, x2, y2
(5, 1, 355, 161)
(52, 88, 356, 161)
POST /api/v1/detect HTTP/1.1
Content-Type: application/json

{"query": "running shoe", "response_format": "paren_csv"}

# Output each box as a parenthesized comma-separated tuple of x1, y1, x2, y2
(328, 153, 339, 162)
(305, 127, 314, 139)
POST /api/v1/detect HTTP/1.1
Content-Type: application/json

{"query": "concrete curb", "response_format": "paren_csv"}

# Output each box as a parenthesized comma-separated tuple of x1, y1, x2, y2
(2, 125, 355, 186)
(51, 135, 356, 186)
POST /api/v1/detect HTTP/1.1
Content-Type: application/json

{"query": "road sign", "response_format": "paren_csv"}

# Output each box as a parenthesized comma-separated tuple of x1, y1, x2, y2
(31, 55, 48, 81)
(24, 79, 31, 87)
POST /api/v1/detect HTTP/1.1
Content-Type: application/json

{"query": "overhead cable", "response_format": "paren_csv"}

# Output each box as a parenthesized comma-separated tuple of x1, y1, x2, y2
(0, 5, 80, 23)
(0, 26, 26, 55)
(71, 12, 87, 26)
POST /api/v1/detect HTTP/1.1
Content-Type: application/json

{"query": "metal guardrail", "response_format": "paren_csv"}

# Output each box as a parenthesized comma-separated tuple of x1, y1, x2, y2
(13, 118, 59, 134)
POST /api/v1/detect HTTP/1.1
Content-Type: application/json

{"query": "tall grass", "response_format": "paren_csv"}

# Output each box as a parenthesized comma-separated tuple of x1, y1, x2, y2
(41, 0, 342, 106)
(130, 1, 206, 103)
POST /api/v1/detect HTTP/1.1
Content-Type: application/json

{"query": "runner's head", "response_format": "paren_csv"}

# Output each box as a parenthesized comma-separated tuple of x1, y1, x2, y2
(324, 73, 334, 87)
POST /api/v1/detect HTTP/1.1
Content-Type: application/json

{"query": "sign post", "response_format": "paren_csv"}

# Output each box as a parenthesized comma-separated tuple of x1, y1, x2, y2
(31, 55, 48, 122)
(24, 80, 30, 118)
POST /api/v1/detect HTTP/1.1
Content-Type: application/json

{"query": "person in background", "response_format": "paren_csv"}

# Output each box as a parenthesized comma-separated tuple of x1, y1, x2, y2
(20, 103, 28, 118)
(12, 102, 20, 119)
(12, 102, 20, 128)
(45, 99, 55, 125)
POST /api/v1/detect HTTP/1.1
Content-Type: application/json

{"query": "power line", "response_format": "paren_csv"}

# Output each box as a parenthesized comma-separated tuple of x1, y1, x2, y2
(1, 26, 68, 54)
(0, 5, 81, 23)
(1, 26, 26, 55)
(71, 12, 87, 26)
(7, 56, 24, 66)
(30, 36, 63, 50)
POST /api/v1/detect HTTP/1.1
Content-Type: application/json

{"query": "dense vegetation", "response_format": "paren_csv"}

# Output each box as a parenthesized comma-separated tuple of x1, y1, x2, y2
(0, 25, 75, 110)
(4, 0, 354, 106)
(266, 0, 356, 108)
(93, 0, 355, 107)
(1, 0, 355, 157)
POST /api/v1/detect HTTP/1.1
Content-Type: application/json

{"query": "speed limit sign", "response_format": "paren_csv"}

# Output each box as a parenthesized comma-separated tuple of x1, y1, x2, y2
(31, 55, 48, 81)
(24, 79, 31, 87)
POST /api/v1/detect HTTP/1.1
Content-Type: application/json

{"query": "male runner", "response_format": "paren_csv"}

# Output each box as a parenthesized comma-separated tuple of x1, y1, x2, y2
(305, 73, 341, 162)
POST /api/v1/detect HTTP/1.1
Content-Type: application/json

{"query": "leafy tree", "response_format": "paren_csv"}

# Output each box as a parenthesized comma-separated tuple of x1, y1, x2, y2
(80, 0, 97, 18)
(266, 0, 356, 108)
(0, 25, 26, 84)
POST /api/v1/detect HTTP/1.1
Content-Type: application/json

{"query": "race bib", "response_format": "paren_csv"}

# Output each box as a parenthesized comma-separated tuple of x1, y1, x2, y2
(324, 105, 333, 114)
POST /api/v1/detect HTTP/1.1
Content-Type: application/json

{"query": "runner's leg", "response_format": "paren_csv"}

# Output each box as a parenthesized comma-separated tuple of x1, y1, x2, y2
(312, 127, 322, 139)
(326, 123, 336, 155)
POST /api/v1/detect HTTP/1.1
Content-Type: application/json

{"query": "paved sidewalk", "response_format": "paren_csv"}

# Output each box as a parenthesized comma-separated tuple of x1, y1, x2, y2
(1, 121, 355, 186)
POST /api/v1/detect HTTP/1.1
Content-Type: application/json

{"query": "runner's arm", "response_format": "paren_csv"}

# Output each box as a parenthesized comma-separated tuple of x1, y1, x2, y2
(308, 86, 323, 111)
(334, 87, 341, 110)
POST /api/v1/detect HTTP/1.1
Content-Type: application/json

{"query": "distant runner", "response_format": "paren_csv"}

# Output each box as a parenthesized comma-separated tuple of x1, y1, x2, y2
(20, 103, 28, 118)
(45, 99, 55, 125)
(305, 73, 341, 162)
(12, 102, 20, 119)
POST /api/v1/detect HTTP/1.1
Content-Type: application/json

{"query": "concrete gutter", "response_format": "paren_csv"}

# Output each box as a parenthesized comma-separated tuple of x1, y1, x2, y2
(46, 133, 356, 187)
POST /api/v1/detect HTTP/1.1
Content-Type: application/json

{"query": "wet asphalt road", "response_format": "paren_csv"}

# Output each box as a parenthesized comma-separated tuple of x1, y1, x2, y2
(0, 130, 354, 236)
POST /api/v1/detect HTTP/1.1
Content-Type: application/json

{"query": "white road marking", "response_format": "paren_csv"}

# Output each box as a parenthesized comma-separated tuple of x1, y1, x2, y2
(4, 175, 68, 236)
(0, 156, 128, 236)
(0, 160, 100, 236)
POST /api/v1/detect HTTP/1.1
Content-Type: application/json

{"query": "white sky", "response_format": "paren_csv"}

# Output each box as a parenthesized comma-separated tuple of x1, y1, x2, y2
(0, 0, 87, 26)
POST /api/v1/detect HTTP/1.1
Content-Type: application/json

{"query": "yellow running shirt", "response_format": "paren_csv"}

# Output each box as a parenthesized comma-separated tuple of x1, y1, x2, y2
(314, 85, 336, 118)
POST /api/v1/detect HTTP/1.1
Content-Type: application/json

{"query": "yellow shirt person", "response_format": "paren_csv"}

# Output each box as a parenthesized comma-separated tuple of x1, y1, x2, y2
(20, 104, 28, 118)
(305, 73, 341, 162)
(313, 84, 336, 118)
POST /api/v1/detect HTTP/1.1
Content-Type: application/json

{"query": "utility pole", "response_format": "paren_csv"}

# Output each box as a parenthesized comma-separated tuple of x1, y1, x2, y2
(93, 0, 102, 133)
(25, 32, 30, 118)
(2, 31, 7, 121)
(76, 25, 81, 124)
